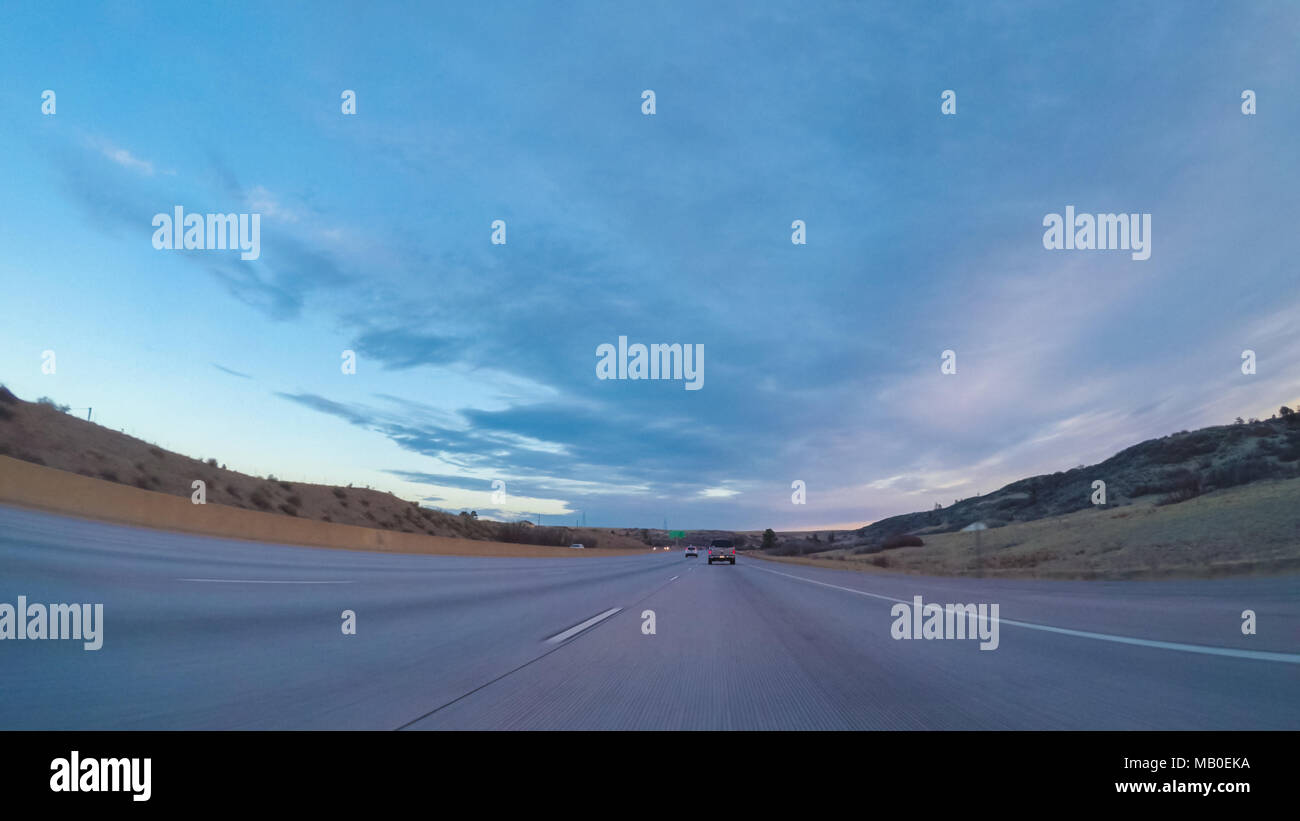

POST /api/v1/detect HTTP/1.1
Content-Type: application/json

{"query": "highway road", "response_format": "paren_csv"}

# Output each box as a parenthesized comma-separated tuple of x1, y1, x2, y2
(1, 504, 1297, 730)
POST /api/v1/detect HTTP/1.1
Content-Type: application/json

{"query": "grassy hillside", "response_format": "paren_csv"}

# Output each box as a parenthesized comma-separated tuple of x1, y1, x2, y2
(849, 411, 1300, 548)
(766, 476, 1300, 579)
(758, 408, 1300, 578)
(0, 386, 645, 549)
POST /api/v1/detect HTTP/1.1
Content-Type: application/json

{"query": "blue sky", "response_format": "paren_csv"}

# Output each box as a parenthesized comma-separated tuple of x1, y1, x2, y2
(2, 1, 1298, 530)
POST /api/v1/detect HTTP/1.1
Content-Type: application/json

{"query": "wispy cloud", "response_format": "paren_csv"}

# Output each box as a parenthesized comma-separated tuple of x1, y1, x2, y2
(92, 139, 156, 176)
(212, 364, 252, 379)
(5, 1, 1297, 529)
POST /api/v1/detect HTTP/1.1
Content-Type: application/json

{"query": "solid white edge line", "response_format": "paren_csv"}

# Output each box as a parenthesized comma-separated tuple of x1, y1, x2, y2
(545, 607, 623, 644)
(744, 563, 1300, 664)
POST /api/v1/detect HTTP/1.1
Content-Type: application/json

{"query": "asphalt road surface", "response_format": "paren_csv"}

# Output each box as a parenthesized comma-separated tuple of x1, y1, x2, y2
(2, 505, 1297, 730)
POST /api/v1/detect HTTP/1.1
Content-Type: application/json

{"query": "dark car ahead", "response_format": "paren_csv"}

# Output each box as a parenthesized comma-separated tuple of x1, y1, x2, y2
(707, 539, 736, 565)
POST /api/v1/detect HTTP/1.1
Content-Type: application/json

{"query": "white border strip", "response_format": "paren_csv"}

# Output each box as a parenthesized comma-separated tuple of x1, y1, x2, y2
(746, 564, 1300, 664)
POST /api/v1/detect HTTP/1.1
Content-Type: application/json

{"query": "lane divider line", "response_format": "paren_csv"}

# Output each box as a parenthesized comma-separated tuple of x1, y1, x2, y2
(544, 607, 623, 644)
(744, 564, 1300, 664)
(399, 567, 682, 728)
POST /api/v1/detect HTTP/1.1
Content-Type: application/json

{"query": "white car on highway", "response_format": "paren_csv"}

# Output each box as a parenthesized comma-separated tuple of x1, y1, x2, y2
(569, 543, 585, 549)
(684, 545, 699, 558)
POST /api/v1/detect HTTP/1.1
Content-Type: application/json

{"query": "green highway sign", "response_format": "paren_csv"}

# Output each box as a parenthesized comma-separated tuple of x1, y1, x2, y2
(668, 530, 686, 539)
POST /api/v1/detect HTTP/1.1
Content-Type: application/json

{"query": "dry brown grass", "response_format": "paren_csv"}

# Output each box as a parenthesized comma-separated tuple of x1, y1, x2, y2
(0, 394, 649, 551)
(763, 477, 1300, 579)
(0, 455, 644, 558)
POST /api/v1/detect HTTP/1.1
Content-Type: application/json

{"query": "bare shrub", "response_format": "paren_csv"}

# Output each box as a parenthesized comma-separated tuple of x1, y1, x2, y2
(881, 534, 924, 549)
(1156, 474, 1202, 506)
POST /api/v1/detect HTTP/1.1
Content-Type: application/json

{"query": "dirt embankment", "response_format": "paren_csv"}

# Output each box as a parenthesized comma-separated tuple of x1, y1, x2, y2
(0, 455, 643, 558)
(0, 391, 653, 550)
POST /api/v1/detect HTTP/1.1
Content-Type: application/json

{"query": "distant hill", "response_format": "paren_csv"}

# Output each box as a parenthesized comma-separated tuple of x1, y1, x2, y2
(766, 475, 1300, 579)
(854, 409, 1300, 548)
(600, 528, 751, 549)
(0, 385, 645, 550)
